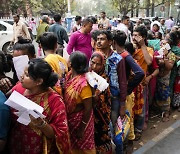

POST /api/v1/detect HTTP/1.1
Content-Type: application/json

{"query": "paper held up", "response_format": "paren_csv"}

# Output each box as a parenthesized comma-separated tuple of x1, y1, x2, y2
(13, 55, 29, 80)
(86, 71, 109, 92)
(5, 90, 45, 125)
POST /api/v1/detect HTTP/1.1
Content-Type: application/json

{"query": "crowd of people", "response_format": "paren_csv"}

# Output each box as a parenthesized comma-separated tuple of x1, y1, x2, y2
(0, 11, 180, 154)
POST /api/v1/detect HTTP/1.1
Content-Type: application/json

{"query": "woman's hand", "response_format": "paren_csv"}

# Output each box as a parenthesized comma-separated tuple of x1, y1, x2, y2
(29, 115, 46, 128)
(0, 78, 12, 93)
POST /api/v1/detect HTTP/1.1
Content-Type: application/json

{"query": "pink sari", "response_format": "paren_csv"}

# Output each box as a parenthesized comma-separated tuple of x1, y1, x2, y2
(64, 71, 95, 152)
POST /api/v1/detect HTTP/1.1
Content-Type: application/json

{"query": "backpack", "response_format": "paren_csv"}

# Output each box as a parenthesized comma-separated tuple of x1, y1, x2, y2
(105, 52, 122, 96)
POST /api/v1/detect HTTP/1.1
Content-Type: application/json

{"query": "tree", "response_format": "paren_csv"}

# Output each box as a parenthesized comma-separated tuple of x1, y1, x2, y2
(111, 0, 136, 15)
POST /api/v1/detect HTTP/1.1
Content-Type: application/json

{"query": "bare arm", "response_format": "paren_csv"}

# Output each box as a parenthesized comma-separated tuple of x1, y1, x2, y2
(76, 97, 92, 139)
(141, 45, 153, 65)
(29, 116, 55, 139)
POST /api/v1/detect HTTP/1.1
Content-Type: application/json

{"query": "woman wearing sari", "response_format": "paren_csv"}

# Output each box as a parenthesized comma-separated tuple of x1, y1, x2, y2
(90, 52, 112, 154)
(168, 31, 180, 107)
(8, 59, 71, 154)
(64, 52, 96, 154)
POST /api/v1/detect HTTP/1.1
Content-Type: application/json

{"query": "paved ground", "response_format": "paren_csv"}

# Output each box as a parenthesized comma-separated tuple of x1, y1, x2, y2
(133, 110, 180, 154)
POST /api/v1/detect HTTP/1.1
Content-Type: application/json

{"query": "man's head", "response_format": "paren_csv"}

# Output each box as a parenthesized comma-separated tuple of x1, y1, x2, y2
(75, 16, 82, 25)
(42, 15, 49, 24)
(96, 30, 112, 50)
(170, 16, 173, 20)
(132, 25, 147, 45)
(39, 32, 57, 52)
(112, 30, 127, 48)
(13, 14, 20, 23)
(54, 14, 61, 23)
(160, 18, 165, 25)
(154, 16, 159, 21)
(121, 16, 130, 26)
(81, 17, 93, 34)
(100, 11, 106, 19)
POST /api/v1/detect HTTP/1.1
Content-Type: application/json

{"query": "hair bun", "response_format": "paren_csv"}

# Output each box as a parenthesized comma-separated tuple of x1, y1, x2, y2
(46, 72, 58, 87)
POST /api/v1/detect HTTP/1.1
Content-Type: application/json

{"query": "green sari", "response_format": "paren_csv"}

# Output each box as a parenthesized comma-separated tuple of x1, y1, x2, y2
(169, 46, 180, 97)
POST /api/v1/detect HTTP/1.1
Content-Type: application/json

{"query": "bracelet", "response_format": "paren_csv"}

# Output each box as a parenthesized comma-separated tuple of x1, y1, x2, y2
(81, 120, 87, 125)
(36, 120, 47, 128)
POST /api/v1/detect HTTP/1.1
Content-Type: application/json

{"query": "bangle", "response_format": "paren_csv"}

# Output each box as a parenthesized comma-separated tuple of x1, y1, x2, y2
(36, 120, 47, 128)
(81, 120, 87, 125)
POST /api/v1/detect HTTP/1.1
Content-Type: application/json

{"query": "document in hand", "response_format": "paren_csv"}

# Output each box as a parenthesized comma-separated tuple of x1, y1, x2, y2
(5, 90, 45, 125)
(13, 55, 29, 80)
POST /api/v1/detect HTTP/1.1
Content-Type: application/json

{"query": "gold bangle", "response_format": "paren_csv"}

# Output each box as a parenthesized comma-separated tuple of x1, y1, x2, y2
(81, 120, 87, 125)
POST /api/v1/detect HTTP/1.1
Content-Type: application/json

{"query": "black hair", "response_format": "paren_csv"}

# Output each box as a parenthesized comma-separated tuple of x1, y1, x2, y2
(28, 58, 58, 88)
(82, 17, 93, 26)
(168, 31, 180, 46)
(147, 31, 155, 40)
(121, 15, 129, 21)
(13, 39, 35, 58)
(156, 32, 162, 40)
(154, 17, 159, 21)
(124, 42, 135, 55)
(54, 14, 61, 22)
(75, 16, 82, 21)
(90, 16, 97, 24)
(91, 30, 99, 41)
(98, 23, 103, 28)
(101, 11, 106, 15)
(112, 30, 127, 46)
(134, 26, 148, 46)
(0, 51, 12, 73)
(13, 14, 20, 18)
(134, 25, 148, 38)
(97, 30, 113, 41)
(39, 32, 57, 51)
(69, 51, 88, 74)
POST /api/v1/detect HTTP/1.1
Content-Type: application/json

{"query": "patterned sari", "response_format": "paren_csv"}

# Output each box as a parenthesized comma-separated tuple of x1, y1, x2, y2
(133, 47, 153, 115)
(9, 82, 71, 154)
(93, 73, 112, 153)
(64, 71, 95, 154)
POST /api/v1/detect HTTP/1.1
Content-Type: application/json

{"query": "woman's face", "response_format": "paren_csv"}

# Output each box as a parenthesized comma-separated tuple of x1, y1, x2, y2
(20, 67, 38, 89)
(90, 56, 103, 74)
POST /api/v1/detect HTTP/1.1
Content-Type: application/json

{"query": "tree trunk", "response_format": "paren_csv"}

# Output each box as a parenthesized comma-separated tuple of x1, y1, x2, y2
(146, 0, 150, 17)
(131, 4, 134, 17)
(151, 0, 155, 17)
(136, 0, 140, 17)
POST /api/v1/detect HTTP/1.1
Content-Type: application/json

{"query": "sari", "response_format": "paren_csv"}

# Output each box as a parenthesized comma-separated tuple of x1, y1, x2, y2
(8, 82, 71, 154)
(64, 71, 95, 154)
(169, 46, 180, 97)
(172, 64, 180, 107)
(93, 73, 112, 153)
(155, 52, 176, 111)
(133, 47, 153, 115)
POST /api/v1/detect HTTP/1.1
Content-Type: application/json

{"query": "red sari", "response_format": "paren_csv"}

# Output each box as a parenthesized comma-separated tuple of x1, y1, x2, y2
(64, 71, 95, 153)
(8, 82, 71, 154)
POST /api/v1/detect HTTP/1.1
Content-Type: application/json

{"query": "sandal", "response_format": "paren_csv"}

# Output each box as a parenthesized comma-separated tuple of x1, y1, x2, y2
(162, 111, 170, 122)
(134, 129, 142, 141)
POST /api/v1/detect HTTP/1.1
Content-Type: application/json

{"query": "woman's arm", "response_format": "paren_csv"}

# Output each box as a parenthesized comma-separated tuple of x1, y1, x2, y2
(76, 97, 92, 139)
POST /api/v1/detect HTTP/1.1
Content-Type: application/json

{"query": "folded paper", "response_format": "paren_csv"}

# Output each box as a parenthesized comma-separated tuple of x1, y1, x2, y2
(5, 90, 45, 125)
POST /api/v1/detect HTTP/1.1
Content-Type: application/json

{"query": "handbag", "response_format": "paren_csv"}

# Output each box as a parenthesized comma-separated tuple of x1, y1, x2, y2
(113, 111, 130, 145)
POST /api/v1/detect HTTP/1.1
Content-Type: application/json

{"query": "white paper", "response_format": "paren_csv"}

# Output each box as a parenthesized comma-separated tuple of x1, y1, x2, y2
(86, 71, 109, 92)
(13, 55, 29, 80)
(5, 91, 45, 125)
